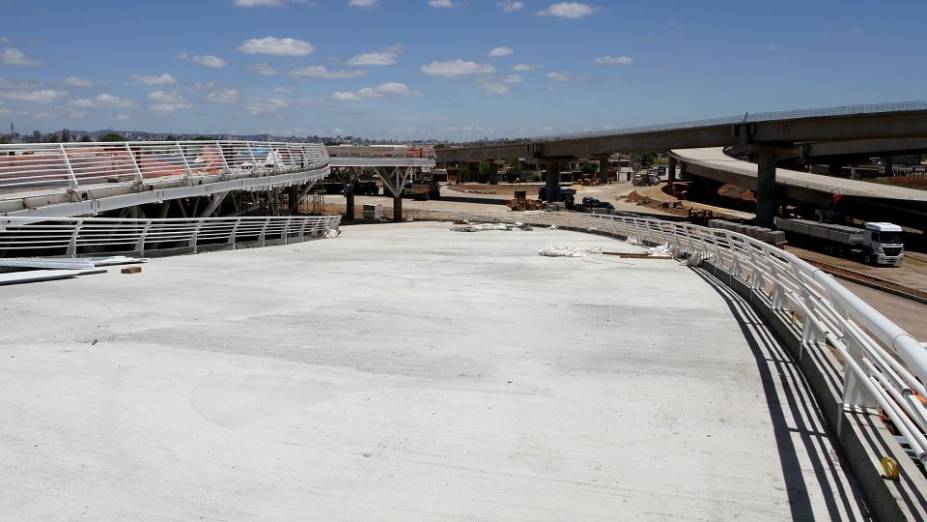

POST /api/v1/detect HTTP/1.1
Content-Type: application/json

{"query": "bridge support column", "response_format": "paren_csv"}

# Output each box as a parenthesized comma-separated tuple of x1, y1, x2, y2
(343, 168, 356, 221)
(543, 161, 561, 202)
(667, 156, 677, 193)
(883, 155, 894, 177)
(393, 195, 403, 222)
(756, 151, 777, 228)
(598, 157, 609, 184)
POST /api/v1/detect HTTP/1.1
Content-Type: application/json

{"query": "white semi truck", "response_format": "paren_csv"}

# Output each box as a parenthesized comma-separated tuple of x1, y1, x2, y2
(775, 218, 904, 266)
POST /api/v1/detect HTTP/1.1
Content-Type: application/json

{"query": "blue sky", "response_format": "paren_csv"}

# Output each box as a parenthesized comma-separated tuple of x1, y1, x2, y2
(0, 0, 922, 140)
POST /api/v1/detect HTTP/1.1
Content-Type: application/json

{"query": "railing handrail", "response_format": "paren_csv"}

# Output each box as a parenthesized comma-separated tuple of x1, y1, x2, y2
(0, 214, 341, 257)
(0, 140, 331, 201)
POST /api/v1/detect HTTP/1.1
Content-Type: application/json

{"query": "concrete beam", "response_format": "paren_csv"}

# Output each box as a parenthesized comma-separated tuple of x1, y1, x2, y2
(434, 109, 927, 164)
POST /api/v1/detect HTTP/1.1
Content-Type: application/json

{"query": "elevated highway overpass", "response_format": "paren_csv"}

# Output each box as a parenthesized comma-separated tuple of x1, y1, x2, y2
(671, 147, 927, 226)
(435, 101, 927, 226)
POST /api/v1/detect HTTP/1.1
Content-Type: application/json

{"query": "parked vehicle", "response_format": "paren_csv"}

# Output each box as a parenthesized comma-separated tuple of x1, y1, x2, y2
(538, 186, 576, 208)
(775, 218, 904, 266)
(575, 197, 615, 212)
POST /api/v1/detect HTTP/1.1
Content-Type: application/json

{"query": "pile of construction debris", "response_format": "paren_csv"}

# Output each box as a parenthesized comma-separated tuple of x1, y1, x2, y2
(450, 222, 533, 233)
(0, 256, 148, 286)
(538, 245, 603, 257)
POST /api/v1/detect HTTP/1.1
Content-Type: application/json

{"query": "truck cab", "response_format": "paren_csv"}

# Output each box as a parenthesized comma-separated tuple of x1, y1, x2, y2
(863, 222, 905, 266)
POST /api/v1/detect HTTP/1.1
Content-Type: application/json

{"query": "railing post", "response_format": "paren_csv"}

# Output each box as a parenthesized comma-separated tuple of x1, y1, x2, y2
(135, 219, 152, 256)
(282, 215, 292, 244)
(259, 217, 270, 246)
(228, 218, 241, 249)
(59, 144, 78, 191)
(298, 216, 307, 242)
(177, 141, 193, 182)
(189, 220, 204, 253)
(215, 142, 231, 178)
(246, 142, 259, 174)
(125, 143, 144, 185)
(66, 219, 82, 256)
(842, 335, 879, 410)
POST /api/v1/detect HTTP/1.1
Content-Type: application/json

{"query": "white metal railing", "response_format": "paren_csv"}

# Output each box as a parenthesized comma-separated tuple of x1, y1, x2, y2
(0, 215, 341, 256)
(0, 141, 329, 197)
(509, 211, 927, 464)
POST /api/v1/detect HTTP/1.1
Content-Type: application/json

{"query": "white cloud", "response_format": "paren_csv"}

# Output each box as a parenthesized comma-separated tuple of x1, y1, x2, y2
(498, 0, 524, 11)
(0, 89, 62, 103)
(428, 0, 455, 7)
(1, 48, 42, 66)
(250, 62, 278, 76)
(348, 0, 378, 6)
(71, 93, 133, 109)
(421, 59, 495, 77)
(238, 36, 314, 56)
(502, 74, 523, 83)
(206, 88, 240, 103)
(488, 46, 514, 57)
(546, 71, 572, 81)
(513, 63, 541, 72)
(332, 82, 415, 101)
(178, 53, 227, 68)
(347, 44, 403, 66)
(594, 55, 634, 65)
(148, 91, 192, 115)
(290, 65, 365, 79)
(246, 98, 288, 115)
(63, 76, 93, 87)
(480, 82, 509, 95)
(131, 73, 176, 85)
(537, 2, 595, 19)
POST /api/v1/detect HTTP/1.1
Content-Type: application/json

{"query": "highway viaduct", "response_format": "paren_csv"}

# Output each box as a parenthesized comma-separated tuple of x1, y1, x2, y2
(434, 102, 927, 227)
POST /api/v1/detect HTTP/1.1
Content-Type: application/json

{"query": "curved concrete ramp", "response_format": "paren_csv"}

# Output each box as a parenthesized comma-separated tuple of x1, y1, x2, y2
(0, 222, 866, 520)
(672, 147, 927, 203)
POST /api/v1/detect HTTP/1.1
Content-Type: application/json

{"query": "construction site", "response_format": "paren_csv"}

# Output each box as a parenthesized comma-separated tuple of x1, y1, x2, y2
(3, 104, 927, 521)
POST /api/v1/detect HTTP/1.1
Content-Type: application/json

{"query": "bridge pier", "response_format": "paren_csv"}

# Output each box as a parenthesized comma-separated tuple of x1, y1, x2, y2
(543, 161, 561, 202)
(756, 151, 778, 228)
(667, 156, 677, 193)
(883, 155, 894, 177)
(597, 156, 609, 184)
(393, 195, 403, 222)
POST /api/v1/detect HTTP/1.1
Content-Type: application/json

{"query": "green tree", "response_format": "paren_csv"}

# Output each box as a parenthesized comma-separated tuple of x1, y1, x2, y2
(457, 164, 472, 184)
(100, 132, 126, 142)
(506, 162, 522, 183)
(635, 152, 658, 169)
(581, 160, 599, 175)
(478, 161, 498, 184)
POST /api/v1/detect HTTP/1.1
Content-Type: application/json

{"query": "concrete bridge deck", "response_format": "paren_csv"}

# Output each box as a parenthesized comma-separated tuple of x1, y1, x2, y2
(0, 222, 866, 520)
(673, 147, 927, 204)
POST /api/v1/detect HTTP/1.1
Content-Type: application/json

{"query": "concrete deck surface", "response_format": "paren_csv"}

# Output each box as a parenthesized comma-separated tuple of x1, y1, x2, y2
(0, 222, 865, 520)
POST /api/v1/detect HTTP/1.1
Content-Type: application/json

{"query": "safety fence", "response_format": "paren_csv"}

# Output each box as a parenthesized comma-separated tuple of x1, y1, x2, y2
(0, 215, 341, 257)
(0, 141, 329, 197)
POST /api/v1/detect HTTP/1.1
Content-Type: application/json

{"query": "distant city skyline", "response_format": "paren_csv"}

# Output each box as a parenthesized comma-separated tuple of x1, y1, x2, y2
(0, 0, 923, 140)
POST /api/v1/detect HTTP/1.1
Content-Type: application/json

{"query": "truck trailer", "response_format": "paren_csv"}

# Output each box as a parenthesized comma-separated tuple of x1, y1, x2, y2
(775, 218, 904, 266)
